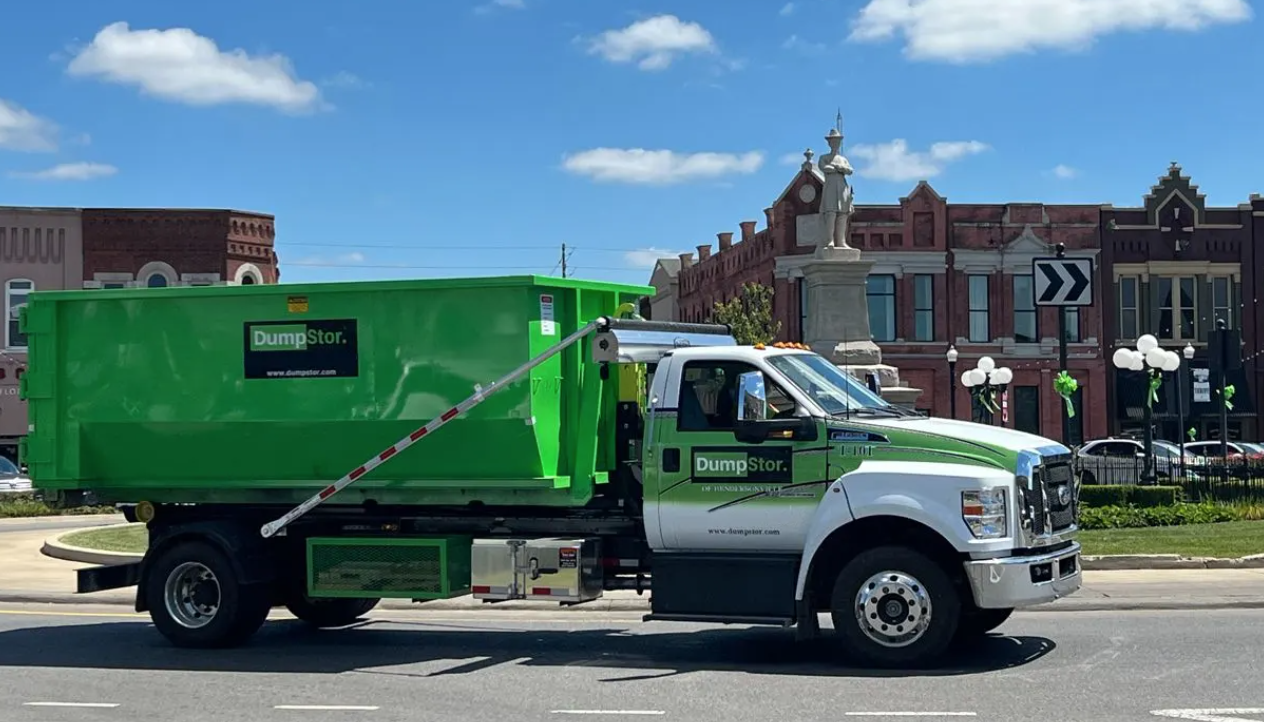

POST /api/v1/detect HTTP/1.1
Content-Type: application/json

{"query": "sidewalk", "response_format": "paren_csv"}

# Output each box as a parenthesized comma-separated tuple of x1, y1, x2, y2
(4, 526, 1264, 612)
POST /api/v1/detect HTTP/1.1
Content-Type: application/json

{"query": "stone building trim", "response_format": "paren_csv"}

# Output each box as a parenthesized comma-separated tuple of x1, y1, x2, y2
(137, 261, 179, 287)
(233, 263, 264, 285)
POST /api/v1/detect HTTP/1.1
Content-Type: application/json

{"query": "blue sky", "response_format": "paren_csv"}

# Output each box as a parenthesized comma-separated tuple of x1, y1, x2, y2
(0, 0, 1259, 289)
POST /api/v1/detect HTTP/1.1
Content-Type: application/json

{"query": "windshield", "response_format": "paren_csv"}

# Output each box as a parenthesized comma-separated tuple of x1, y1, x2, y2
(1152, 441, 1187, 458)
(765, 352, 891, 416)
(0, 458, 17, 479)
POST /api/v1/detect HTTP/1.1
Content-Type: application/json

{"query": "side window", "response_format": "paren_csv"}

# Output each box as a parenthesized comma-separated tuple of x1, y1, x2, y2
(677, 361, 795, 432)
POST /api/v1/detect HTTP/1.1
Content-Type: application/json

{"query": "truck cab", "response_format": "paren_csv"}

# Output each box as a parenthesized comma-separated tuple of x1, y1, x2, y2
(631, 340, 1081, 666)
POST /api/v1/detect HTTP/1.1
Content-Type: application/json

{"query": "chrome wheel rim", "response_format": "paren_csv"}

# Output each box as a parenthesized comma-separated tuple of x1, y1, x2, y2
(163, 561, 221, 629)
(854, 570, 932, 648)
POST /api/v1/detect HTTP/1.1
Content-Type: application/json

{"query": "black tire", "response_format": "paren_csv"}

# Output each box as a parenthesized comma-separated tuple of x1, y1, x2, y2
(830, 545, 961, 668)
(144, 540, 271, 649)
(956, 607, 1013, 639)
(284, 594, 380, 628)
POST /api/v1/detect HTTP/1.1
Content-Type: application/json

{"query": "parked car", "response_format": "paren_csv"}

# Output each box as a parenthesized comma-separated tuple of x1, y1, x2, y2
(0, 457, 32, 493)
(1184, 440, 1264, 479)
(1075, 437, 1203, 485)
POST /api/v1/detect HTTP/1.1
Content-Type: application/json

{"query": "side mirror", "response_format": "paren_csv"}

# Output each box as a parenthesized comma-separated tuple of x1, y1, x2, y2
(734, 415, 817, 444)
(736, 371, 767, 421)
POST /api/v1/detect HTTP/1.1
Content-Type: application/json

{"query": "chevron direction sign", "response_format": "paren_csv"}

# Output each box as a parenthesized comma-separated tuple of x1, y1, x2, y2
(1033, 257, 1094, 307)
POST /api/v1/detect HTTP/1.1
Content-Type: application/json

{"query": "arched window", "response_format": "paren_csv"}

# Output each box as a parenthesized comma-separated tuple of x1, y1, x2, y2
(137, 262, 178, 288)
(5, 279, 33, 350)
(234, 263, 264, 285)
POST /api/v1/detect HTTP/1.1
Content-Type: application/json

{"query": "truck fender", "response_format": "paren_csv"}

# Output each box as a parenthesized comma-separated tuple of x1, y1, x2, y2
(134, 519, 278, 613)
(794, 460, 1013, 601)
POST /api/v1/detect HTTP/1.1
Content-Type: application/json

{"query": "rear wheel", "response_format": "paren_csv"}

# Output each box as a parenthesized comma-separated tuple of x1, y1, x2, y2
(284, 594, 380, 628)
(144, 540, 271, 649)
(830, 546, 961, 668)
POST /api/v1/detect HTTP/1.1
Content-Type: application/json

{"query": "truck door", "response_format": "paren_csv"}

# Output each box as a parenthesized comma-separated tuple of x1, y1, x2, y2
(650, 358, 828, 551)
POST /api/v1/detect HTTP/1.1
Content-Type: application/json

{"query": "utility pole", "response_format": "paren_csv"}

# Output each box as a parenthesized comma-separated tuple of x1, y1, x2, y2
(1056, 243, 1070, 447)
(560, 243, 568, 278)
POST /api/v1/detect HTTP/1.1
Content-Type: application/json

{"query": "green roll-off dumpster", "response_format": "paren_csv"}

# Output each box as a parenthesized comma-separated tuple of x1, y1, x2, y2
(19, 275, 651, 507)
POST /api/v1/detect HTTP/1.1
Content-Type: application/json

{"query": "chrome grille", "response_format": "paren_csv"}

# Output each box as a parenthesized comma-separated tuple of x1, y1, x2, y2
(1025, 454, 1077, 537)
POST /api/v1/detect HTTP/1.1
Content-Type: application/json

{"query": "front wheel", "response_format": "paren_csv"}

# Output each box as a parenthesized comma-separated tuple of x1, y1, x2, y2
(144, 540, 272, 649)
(830, 546, 961, 668)
(956, 607, 1013, 639)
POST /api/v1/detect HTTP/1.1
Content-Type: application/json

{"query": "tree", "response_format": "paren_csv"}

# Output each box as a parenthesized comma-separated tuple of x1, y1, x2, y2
(710, 282, 781, 346)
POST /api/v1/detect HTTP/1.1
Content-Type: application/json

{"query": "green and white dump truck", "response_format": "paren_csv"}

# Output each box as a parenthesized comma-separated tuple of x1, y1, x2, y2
(19, 275, 1081, 667)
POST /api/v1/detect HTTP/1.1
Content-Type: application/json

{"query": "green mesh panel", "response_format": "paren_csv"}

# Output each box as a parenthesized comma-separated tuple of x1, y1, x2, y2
(306, 537, 471, 599)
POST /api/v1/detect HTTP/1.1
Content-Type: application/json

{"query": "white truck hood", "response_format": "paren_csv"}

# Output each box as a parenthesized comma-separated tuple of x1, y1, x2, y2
(858, 415, 1069, 455)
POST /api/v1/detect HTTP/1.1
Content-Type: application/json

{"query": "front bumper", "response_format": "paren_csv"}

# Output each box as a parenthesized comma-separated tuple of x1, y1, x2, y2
(963, 542, 1082, 610)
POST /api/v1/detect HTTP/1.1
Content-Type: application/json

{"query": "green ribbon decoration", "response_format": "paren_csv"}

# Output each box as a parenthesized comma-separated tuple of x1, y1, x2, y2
(973, 386, 999, 414)
(1147, 370, 1163, 409)
(1187, 426, 1197, 442)
(1218, 384, 1236, 411)
(1053, 371, 1078, 418)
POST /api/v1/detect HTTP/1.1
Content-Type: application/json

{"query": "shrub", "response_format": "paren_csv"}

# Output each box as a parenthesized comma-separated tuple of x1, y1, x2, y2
(1078, 502, 1243, 530)
(0, 492, 114, 518)
(1078, 485, 1181, 509)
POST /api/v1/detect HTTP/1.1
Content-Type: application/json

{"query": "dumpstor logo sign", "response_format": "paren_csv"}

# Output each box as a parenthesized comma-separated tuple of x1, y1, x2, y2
(243, 319, 359, 380)
(692, 447, 793, 483)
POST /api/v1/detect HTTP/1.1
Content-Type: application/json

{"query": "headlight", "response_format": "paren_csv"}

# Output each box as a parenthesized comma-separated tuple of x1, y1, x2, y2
(962, 488, 1008, 539)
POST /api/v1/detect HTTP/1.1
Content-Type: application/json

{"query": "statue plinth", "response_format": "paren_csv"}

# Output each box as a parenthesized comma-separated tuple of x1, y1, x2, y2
(801, 248, 883, 367)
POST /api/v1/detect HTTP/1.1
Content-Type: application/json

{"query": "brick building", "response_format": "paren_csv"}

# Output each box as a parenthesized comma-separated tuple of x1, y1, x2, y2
(81, 209, 279, 289)
(1102, 163, 1264, 442)
(671, 149, 1110, 444)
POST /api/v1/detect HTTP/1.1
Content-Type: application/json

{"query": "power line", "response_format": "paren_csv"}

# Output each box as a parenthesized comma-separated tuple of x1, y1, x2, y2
(286, 261, 641, 271)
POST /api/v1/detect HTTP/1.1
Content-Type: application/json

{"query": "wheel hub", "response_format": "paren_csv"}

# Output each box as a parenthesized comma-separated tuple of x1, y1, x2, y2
(854, 570, 932, 648)
(164, 561, 222, 630)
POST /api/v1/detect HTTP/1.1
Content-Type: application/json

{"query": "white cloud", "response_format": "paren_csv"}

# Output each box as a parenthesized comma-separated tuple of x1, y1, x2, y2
(562, 147, 764, 185)
(783, 34, 828, 54)
(321, 71, 365, 89)
(0, 99, 58, 152)
(66, 22, 323, 112)
(292, 252, 366, 266)
(9, 162, 118, 181)
(625, 247, 689, 269)
(780, 3, 796, 15)
(849, 139, 989, 182)
(1052, 164, 1078, 179)
(587, 15, 718, 70)
(848, 0, 1252, 63)
(475, 0, 525, 13)
(780, 151, 810, 165)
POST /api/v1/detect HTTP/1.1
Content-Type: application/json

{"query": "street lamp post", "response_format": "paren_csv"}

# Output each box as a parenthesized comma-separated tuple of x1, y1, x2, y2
(1111, 334, 1182, 485)
(947, 345, 959, 420)
(1179, 342, 1194, 480)
(961, 356, 1013, 426)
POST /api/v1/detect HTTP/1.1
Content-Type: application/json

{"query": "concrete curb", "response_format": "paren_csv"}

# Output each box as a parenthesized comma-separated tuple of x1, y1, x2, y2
(42, 525, 1264, 573)
(40, 523, 143, 567)
(1081, 554, 1264, 570)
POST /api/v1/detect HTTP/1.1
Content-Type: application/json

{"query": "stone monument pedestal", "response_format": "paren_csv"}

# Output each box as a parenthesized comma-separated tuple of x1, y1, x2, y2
(801, 247, 924, 409)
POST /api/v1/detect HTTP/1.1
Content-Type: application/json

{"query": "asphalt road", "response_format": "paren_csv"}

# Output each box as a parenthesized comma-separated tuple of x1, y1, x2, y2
(0, 605, 1261, 722)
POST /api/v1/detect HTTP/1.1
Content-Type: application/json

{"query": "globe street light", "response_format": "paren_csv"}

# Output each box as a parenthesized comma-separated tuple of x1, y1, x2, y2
(961, 355, 1013, 425)
(1111, 334, 1182, 484)
(1179, 342, 1195, 478)
(946, 345, 959, 420)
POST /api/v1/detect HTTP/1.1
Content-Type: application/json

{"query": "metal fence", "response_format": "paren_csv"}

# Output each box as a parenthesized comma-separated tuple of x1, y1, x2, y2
(1074, 454, 1264, 503)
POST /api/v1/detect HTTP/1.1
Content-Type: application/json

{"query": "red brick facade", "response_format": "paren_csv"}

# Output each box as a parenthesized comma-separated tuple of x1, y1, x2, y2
(674, 161, 1109, 445)
(81, 209, 278, 288)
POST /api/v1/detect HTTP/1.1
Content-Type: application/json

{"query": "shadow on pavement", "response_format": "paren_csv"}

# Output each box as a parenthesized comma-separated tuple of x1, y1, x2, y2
(0, 616, 1054, 679)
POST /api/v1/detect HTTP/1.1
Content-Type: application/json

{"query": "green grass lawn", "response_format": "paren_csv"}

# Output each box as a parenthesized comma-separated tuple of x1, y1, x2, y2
(1079, 520, 1264, 558)
(61, 524, 148, 554)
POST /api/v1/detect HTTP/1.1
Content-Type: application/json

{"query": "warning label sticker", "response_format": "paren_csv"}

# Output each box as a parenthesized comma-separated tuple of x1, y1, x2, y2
(540, 294, 556, 336)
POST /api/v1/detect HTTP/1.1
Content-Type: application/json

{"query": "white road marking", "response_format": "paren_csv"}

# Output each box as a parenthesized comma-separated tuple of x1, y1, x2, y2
(1152, 710, 1264, 721)
(24, 702, 120, 708)
(550, 711, 666, 716)
(275, 705, 380, 711)
(844, 714, 977, 718)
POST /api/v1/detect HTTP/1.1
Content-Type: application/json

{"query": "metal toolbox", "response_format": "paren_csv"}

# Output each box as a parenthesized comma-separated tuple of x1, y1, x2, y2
(471, 537, 603, 604)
